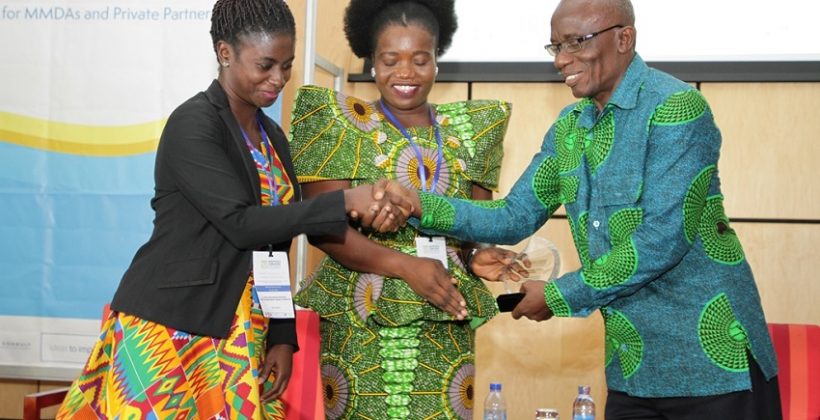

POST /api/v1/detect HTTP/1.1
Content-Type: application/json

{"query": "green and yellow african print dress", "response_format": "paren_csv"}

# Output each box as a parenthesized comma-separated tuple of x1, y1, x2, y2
(289, 85, 511, 419)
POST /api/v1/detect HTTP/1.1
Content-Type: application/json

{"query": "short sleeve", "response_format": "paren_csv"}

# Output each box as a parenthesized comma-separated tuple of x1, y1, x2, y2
(436, 99, 511, 191)
(288, 85, 383, 183)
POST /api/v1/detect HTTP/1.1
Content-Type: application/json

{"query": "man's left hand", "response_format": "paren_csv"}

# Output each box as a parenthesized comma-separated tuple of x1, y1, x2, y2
(469, 247, 517, 281)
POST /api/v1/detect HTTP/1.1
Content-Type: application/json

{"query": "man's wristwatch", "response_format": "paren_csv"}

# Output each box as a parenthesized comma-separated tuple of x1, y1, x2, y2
(464, 243, 494, 275)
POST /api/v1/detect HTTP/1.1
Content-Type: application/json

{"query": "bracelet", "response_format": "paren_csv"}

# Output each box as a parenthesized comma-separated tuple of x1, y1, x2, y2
(465, 243, 494, 275)
(465, 247, 479, 273)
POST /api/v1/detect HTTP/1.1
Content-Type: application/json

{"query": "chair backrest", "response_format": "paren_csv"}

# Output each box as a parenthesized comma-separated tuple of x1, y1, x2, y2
(767, 323, 820, 420)
(281, 309, 325, 419)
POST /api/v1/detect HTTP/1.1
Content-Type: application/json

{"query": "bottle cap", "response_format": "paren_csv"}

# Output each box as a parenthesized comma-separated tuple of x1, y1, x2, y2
(490, 382, 502, 391)
(578, 385, 591, 394)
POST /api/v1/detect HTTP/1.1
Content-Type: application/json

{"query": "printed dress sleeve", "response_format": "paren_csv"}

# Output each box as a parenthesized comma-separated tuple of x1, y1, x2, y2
(288, 85, 384, 183)
(435, 100, 511, 191)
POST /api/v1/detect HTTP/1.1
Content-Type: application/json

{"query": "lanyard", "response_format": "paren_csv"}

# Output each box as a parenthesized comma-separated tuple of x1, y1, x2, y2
(240, 118, 280, 206)
(379, 100, 444, 193)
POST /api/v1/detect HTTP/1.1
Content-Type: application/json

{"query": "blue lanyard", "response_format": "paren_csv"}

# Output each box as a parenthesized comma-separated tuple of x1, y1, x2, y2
(379, 100, 444, 193)
(240, 118, 280, 206)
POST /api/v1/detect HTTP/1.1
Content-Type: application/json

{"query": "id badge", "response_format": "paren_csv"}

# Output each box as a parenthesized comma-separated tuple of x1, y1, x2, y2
(415, 236, 448, 269)
(252, 251, 295, 319)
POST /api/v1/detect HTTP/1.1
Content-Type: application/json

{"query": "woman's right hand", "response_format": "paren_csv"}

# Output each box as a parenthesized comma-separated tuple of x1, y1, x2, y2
(343, 181, 414, 232)
(371, 179, 422, 217)
(398, 256, 467, 320)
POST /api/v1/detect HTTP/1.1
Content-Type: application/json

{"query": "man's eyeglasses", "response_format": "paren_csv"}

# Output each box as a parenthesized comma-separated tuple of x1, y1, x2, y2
(544, 25, 623, 56)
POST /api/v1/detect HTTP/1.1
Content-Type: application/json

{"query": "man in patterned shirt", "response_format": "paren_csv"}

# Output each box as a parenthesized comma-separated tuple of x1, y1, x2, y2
(389, 0, 783, 418)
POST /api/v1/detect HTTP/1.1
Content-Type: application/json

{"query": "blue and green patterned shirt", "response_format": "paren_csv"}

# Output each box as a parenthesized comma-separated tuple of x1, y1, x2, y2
(416, 54, 777, 398)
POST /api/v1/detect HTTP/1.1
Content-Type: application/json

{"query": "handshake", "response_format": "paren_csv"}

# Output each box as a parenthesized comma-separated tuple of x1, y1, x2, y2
(342, 179, 421, 233)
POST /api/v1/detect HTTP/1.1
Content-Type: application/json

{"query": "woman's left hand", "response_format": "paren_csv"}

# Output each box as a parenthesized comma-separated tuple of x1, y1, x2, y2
(259, 343, 295, 403)
(469, 247, 518, 281)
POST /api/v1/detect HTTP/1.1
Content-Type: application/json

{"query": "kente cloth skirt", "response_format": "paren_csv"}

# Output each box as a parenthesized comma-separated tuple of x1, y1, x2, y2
(56, 278, 285, 419)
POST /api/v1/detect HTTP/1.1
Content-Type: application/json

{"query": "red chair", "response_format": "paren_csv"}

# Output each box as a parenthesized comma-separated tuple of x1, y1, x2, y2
(23, 388, 68, 420)
(282, 309, 326, 419)
(768, 323, 820, 420)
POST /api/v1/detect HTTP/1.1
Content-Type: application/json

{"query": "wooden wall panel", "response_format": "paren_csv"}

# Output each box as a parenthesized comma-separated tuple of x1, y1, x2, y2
(734, 222, 820, 325)
(701, 83, 820, 220)
(0, 379, 36, 419)
(471, 83, 576, 193)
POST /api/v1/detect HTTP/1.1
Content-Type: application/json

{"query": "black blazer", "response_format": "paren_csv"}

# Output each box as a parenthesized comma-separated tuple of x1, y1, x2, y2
(111, 80, 348, 348)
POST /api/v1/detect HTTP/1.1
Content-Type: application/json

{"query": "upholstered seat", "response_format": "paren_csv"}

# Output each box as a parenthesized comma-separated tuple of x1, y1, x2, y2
(767, 323, 820, 420)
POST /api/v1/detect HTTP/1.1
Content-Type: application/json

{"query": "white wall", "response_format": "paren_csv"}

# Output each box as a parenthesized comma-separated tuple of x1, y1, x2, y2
(444, 0, 820, 62)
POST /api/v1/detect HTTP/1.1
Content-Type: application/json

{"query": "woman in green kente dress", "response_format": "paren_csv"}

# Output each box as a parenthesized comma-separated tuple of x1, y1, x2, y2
(289, 1, 511, 418)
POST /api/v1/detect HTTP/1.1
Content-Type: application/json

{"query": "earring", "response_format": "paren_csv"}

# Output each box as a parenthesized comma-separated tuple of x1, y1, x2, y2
(435, 66, 439, 76)
(370, 67, 376, 78)
(222, 61, 230, 67)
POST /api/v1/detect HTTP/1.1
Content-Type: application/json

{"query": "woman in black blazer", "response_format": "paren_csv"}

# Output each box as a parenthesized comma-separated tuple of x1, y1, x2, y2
(55, 0, 407, 418)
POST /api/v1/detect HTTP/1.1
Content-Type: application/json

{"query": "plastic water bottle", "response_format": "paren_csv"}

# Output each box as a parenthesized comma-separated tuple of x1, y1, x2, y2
(483, 382, 507, 420)
(572, 385, 595, 420)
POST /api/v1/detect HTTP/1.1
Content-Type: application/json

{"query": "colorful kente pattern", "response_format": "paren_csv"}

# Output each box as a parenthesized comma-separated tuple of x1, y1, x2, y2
(289, 85, 509, 419)
(56, 143, 293, 419)
(249, 134, 294, 206)
(56, 279, 285, 420)
(682, 165, 745, 265)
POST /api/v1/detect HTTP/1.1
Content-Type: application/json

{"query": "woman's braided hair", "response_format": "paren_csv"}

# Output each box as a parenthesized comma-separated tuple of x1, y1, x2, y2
(210, 0, 296, 54)
(344, 0, 457, 58)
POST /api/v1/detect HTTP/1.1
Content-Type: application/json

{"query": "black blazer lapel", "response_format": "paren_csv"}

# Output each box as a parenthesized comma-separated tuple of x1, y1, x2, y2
(204, 80, 262, 205)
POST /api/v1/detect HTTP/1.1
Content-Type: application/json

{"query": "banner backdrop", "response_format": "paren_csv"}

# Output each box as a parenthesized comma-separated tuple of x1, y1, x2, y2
(0, 0, 281, 379)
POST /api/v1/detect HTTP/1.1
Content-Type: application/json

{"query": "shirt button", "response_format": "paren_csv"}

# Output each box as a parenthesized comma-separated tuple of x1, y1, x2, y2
(592, 220, 601, 229)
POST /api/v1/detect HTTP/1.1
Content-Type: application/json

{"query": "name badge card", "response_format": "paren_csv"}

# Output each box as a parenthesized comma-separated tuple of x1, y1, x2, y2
(252, 251, 295, 319)
(415, 236, 448, 269)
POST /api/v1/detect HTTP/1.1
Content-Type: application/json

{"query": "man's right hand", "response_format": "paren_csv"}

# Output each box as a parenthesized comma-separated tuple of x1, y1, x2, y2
(371, 179, 421, 218)
(344, 182, 412, 232)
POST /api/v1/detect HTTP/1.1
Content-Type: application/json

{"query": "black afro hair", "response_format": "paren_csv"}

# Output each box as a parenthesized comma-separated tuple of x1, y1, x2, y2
(343, 0, 457, 58)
